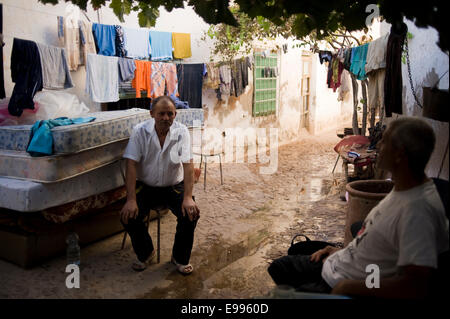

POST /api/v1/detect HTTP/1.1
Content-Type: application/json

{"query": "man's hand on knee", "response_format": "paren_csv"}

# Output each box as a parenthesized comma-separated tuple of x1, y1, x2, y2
(310, 246, 341, 263)
(182, 197, 200, 222)
(120, 199, 139, 224)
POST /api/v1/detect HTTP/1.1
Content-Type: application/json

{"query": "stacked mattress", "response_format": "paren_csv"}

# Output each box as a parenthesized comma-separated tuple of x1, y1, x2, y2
(0, 108, 151, 214)
(0, 107, 204, 215)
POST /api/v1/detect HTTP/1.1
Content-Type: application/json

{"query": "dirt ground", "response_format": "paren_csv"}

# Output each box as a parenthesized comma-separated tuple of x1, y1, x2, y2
(0, 128, 350, 299)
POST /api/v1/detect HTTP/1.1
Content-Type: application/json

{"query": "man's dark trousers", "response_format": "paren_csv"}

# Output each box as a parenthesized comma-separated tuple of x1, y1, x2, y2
(122, 181, 197, 265)
(268, 254, 332, 293)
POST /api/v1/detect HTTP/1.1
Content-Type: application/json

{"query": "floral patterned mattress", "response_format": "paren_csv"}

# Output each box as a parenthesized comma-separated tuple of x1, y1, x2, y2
(0, 108, 150, 153)
(0, 108, 203, 154)
(174, 108, 204, 127)
(0, 160, 125, 212)
(0, 139, 128, 183)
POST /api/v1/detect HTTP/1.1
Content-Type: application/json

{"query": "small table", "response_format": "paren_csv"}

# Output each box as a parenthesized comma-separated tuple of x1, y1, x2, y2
(340, 148, 377, 181)
(333, 135, 377, 181)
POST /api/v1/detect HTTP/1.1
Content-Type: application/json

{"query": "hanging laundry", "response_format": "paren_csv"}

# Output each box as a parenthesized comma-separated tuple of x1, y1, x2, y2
(368, 68, 386, 123)
(163, 63, 178, 96)
(338, 69, 351, 101)
(230, 59, 243, 97)
(85, 53, 119, 103)
(150, 62, 178, 98)
(176, 64, 204, 108)
(122, 27, 151, 59)
(329, 55, 344, 92)
(58, 15, 80, 71)
(261, 50, 270, 58)
(326, 58, 333, 89)
(118, 57, 136, 82)
(337, 48, 346, 63)
(172, 32, 192, 59)
(27, 117, 95, 156)
(170, 93, 190, 109)
(92, 23, 116, 56)
(230, 58, 252, 97)
(343, 48, 353, 71)
(203, 62, 220, 89)
(318, 50, 332, 64)
(8, 38, 43, 117)
(242, 57, 252, 88)
(132, 59, 152, 98)
(247, 56, 254, 70)
(349, 43, 369, 80)
(36, 43, 74, 90)
(365, 33, 389, 74)
(57, 16, 64, 38)
(114, 25, 126, 57)
(78, 20, 97, 65)
(384, 24, 407, 117)
(366, 33, 389, 122)
(149, 31, 173, 61)
(217, 63, 232, 99)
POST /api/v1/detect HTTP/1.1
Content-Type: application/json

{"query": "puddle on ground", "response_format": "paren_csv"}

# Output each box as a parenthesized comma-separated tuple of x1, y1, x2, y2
(142, 175, 343, 299)
(298, 177, 334, 202)
(142, 227, 270, 299)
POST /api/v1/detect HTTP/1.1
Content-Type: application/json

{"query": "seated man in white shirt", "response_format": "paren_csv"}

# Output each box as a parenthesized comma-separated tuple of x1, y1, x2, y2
(268, 117, 449, 298)
(120, 96, 199, 274)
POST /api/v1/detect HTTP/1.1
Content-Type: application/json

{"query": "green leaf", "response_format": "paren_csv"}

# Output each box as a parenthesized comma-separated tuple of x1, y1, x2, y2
(109, 0, 132, 23)
(138, 6, 160, 28)
(401, 54, 406, 64)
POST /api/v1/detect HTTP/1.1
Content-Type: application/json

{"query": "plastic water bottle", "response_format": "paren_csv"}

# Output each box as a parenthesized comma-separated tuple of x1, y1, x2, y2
(66, 232, 80, 266)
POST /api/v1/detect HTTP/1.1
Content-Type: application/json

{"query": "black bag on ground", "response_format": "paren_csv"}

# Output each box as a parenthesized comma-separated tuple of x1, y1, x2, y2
(287, 234, 336, 256)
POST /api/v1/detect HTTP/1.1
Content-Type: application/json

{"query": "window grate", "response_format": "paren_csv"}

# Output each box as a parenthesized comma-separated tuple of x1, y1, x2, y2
(252, 52, 278, 117)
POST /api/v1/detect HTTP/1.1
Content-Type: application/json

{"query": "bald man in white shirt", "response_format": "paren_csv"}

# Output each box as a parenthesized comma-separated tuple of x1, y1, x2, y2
(268, 117, 449, 298)
(120, 96, 199, 274)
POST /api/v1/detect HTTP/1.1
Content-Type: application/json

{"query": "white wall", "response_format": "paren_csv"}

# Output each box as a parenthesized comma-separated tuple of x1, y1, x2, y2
(380, 19, 449, 180)
(311, 55, 354, 135)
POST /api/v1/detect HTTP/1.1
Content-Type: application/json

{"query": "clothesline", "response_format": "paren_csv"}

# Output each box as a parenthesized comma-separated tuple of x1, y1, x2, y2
(317, 27, 405, 119)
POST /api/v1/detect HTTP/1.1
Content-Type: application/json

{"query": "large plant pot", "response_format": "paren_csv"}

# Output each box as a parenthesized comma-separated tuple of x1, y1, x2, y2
(344, 179, 394, 245)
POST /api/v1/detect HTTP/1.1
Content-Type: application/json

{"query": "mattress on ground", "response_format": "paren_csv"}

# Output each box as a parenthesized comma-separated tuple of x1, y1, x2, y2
(0, 139, 128, 183)
(0, 160, 125, 212)
(40, 186, 127, 224)
(0, 108, 150, 153)
(175, 108, 204, 127)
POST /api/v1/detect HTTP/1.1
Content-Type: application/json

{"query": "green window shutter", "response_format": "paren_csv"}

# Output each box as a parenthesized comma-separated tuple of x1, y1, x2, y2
(253, 52, 278, 117)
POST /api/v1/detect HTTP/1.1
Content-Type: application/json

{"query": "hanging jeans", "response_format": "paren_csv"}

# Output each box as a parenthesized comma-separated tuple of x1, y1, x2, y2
(121, 181, 198, 265)
(177, 64, 204, 108)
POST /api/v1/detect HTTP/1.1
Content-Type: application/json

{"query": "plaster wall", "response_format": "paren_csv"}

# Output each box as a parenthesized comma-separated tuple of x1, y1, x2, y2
(381, 19, 449, 180)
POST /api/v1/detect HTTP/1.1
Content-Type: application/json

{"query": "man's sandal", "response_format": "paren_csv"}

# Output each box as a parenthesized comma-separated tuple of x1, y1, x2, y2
(171, 256, 194, 275)
(132, 250, 156, 272)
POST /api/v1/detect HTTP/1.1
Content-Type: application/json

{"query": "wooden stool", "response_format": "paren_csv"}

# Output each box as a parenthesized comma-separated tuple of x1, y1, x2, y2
(121, 205, 167, 263)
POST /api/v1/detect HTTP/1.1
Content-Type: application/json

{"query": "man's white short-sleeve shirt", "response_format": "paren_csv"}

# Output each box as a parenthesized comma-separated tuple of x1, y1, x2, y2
(123, 118, 192, 187)
(321, 180, 449, 288)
